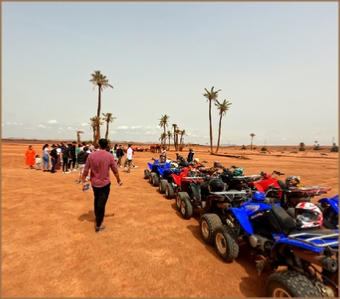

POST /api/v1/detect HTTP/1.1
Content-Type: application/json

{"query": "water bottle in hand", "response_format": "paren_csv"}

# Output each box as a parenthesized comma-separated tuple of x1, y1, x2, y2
(83, 183, 90, 192)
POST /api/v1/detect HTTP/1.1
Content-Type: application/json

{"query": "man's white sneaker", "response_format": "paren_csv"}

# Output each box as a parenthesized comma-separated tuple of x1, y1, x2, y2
(133, 166, 138, 168)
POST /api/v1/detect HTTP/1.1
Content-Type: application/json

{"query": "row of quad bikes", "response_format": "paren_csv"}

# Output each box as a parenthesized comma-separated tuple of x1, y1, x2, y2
(143, 155, 339, 298)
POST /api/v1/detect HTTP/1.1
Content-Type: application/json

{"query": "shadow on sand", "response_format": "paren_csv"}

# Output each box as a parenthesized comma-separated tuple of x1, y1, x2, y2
(77, 210, 115, 222)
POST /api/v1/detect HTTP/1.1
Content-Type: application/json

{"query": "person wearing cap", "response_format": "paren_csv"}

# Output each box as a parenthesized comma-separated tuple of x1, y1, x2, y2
(82, 138, 122, 233)
(49, 144, 58, 173)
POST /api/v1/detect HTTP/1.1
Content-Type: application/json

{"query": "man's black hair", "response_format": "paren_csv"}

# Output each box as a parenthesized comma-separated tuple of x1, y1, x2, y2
(98, 138, 108, 149)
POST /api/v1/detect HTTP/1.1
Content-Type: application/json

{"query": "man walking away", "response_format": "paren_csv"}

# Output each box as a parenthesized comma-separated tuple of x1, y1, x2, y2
(76, 146, 89, 184)
(116, 144, 124, 168)
(82, 139, 122, 233)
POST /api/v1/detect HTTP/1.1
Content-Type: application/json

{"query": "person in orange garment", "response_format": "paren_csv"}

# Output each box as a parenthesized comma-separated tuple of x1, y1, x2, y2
(25, 145, 36, 169)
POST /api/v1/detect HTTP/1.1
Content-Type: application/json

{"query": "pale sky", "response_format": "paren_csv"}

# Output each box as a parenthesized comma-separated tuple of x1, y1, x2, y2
(2, 2, 338, 146)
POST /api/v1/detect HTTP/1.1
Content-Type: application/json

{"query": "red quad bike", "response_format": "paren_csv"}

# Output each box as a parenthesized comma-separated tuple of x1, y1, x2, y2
(250, 171, 332, 210)
(164, 167, 207, 218)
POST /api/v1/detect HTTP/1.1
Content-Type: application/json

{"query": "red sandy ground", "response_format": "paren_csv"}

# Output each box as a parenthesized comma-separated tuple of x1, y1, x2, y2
(1, 141, 338, 297)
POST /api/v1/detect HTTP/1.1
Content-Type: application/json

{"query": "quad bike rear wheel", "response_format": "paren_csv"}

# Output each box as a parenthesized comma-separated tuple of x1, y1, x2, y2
(200, 213, 222, 245)
(266, 270, 322, 297)
(180, 196, 193, 219)
(214, 225, 239, 263)
(144, 169, 150, 179)
(159, 179, 167, 193)
(152, 175, 160, 187)
(165, 183, 174, 199)
(176, 192, 189, 211)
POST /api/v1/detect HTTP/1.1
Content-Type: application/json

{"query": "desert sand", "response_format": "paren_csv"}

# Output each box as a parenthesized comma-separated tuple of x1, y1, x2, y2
(1, 140, 338, 297)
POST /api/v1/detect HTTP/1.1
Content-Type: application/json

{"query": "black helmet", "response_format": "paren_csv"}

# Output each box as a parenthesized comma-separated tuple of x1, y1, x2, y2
(213, 161, 222, 169)
(209, 179, 224, 192)
(286, 175, 300, 187)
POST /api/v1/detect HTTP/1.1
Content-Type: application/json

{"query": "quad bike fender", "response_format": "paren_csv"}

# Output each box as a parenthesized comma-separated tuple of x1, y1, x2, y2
(147, 162, 154, 171)
(229, 207, 254, 235)
(318, 196, 339, 214)
(250, 181, 265, 193)
(270, 237, 324, 257)
(189, 183, 201, 201)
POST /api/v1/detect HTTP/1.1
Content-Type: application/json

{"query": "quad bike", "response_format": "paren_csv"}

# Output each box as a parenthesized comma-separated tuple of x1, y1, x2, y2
(250, 171, 332, 209)
(198, 179, 251, 244)
(164, 166, 206, 203)
(143, 158, 171, 187)
(216, 164, 262, 192)
(212, 192, 338, 297)
(318, 195, 339, 230)
(157, 166, 183, 194)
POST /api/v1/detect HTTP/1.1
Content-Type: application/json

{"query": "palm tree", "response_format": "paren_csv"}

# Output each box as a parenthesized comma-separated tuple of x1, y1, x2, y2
(172, 124, 178, 150)
(90, 116, 103, 145)
(179, 129, 186, 146)
(175, 128, 181, 151)
(167, 130, 173, 150)
(90, 71, 113, 141)
(203, 86, 221, 153)
(250, 133, 256, 150)
(159, 132, 167, 146)
(158, 115, 170, 146)
(76, 130, 84, 144)
(102, 112, 116, 140)
(299, 142, 306, 151)
(215, 99, 232, 153)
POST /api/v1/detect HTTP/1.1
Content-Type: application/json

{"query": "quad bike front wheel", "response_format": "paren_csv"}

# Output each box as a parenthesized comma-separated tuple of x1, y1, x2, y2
(176, 192, 189, 211)
(214, 225, 239, 263)
(165, 183, 174, 199)
(200, 213, 222, 245)
(180, 196, 193, 219)
(148, 172, 155, 184)
(322, 269, 338, 297)
(144, 169, 150, 179)
(266, 270, 322, 297)
(159, 179, 167, 193)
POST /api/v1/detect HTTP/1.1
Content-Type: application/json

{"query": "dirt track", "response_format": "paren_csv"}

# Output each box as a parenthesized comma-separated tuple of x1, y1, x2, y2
(2, 142, 338, 297)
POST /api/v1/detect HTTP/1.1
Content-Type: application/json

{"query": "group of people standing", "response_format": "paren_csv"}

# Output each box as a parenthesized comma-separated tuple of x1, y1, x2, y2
(25, 142, 96, 173)
(24, 142, 138, 174)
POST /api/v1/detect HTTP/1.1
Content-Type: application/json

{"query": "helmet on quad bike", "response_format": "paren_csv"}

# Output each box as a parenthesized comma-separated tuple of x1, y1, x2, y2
(233, 167, 244, 176)
(170, 162, 178, 168)
(253, 191, 266, 202)
(295, 202, 323, 228)
(208, 179, 224, 192)
(213, 161, 222, 169)
(194, 158, 199, 163)
(286, 176, 301, 187)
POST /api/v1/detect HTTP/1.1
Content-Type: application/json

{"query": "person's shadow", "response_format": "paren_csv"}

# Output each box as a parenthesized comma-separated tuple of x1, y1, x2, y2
(77, 210, 115, 222)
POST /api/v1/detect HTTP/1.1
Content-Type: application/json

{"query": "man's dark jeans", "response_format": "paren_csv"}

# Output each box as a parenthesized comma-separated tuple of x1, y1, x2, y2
(92, 183, 111, 227)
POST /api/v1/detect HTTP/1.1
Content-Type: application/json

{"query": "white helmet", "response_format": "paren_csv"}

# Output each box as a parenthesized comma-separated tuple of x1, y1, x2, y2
(295, 202, 323, 228)
(194, 158, 199, 163)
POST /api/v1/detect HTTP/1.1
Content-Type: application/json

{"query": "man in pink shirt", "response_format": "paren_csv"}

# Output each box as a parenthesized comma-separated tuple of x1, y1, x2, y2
(82, 138, 122, 233)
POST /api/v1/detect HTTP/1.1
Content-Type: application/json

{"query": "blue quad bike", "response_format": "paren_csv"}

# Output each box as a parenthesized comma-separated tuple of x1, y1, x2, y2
(318, 195, 338, 230)
(144, 158, 183, 190)
(209, 192, 338, 297)
(143, 158, 171, 186)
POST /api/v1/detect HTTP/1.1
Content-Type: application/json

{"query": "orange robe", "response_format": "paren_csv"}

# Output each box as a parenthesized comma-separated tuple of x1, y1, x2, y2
(25, 149, 36, 167)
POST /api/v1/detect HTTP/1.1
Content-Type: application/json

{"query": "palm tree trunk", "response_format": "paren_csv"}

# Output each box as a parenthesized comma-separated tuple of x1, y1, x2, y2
(105, 122, 109, 140)
(216, 115, 222, 153)
(209, 100, 213, 153)
(97, 86, 101, 117)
